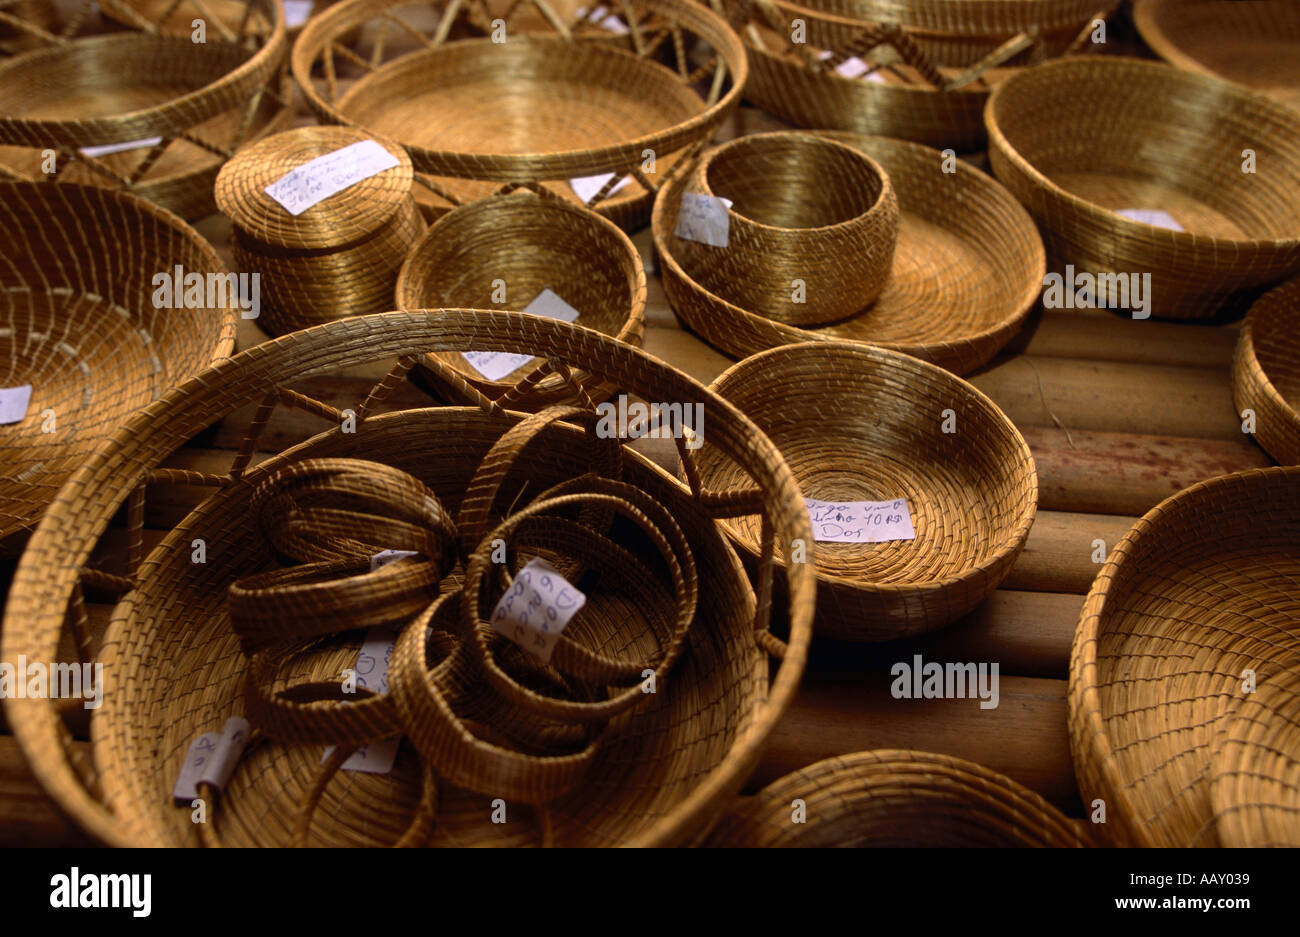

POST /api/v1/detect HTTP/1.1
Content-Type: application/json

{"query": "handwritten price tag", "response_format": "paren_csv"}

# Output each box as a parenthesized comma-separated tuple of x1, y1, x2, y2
(805, 498, 915, 543)
(674, 192, 733, 248)
(489, 557, 586, 663)
(462, 288, 580, 381)
(0, 385, 32, 425)
(264, 140, 401, 216)
(282, 0, 314, 27)
(369, 549, 418, 571)
(322, 626, 400, 774)
(172, 717, 251, 803)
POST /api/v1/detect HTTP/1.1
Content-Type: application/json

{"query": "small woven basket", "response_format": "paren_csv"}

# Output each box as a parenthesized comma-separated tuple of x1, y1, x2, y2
(0, 182, 238, 547)
(293, 0, 746, 232)
(987, 56, 1300, 321)
(673, 132, 898, 327)
(1134, 0, 1300, 114)
(2, 310, 816, 847)
(395, 186, 646, 408)
(1232, 278, 1300, 466)
(690, 341, 1036, 641)
(215, 126, 424, 335)
(704, 750, 1091, 847)
(1069, 467, 1300, 847)
(653, 132, 1043, 375)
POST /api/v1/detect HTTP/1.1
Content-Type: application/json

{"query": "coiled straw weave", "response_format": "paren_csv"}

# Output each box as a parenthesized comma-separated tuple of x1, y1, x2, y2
(1232, 278, 1300, 466)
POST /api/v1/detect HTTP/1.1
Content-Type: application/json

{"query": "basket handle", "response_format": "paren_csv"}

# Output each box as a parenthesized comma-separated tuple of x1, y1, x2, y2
(414, 353, 509, 416)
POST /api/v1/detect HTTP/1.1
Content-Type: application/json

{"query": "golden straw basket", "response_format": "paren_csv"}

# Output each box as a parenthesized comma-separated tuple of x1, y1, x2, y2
(1232, 278, 1300, 467)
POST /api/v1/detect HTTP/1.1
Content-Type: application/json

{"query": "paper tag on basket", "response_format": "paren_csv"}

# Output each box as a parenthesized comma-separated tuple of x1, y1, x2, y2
(570, 172, 633, 204)
(264, 140, 401, 216)
(816, 50, 886, 81)
(79, 137, 164, 159)
(805, 498, 916, 544)
(489, 557, 587, 663)
(1116, 208, 1184, 232)
(172, 717, 251, 803)
(461, 288, 581, 381)
(675, 192, 734, 248)
(322, 626, 400, 774)
(282, 0, 314, 27)
(370, 549, 418, 571)
(0, 385, 32, 425)
(577, 5, 630, 33)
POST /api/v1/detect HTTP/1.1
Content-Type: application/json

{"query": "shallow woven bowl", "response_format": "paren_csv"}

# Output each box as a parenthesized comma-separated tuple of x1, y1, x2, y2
(2, 310, 815, 847)
(704, 750, 1091, 847)
(675, 132, 898, 327)
(987, 56, 1300, 320)
(1134, 0, 1300, 114)
(693, 341, 1036, 640)
(395, 190, 646, 408)
(1069, 467, 1300, 848)
(0, 182, 237, 546)
(1232, 279, 1300, 466)
(654, 132, 1043, 375)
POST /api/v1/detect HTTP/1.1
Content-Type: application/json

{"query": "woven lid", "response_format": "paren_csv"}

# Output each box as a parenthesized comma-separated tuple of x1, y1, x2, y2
(214, 125, 413, 250)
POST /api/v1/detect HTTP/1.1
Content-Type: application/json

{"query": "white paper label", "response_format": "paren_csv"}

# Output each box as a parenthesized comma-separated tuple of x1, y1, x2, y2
(369, 549, 418, 571)
(570, 171, 632, 204)
(674, 192, 733, 248)
(1117, 208, 1184, 231)
(172, 717, 250, 802)
(323, 626, 399, 774)
(79, 137, 163, 159)
(805, 498, 915, 543)
(283, 0, 313, 26)
(489, 557, 586, 663)
(461, 288, 580, 381)
(817, 50, 886, 81)
(577, 4, 629, 33)
(264, 140, 401, 216)
(0, 385, 32, 425)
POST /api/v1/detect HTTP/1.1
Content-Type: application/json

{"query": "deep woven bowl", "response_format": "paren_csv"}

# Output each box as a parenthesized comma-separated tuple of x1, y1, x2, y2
(395, 188, 646, 408)
(987, 56, 1300, 320)
(1232, 278, 1300, 466)
(1070, 467, 1300, 847)
(704, 750, 1091, 847)
(692, 341, 1036, 640)
(675, 132, 899, 327)
(654, 132, 1043, 375)
(0, 182, 238, 546)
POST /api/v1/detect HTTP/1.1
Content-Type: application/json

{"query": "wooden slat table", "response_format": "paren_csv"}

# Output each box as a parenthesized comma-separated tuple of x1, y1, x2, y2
(0, 105, 1267, 846)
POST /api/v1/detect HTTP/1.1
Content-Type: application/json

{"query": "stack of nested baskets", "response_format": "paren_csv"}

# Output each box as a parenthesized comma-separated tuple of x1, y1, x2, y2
(1, 311, 816, 847)
(0, 0, 293, 220)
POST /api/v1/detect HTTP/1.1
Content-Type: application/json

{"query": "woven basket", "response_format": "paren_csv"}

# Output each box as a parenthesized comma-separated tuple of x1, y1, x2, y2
(705, 750, 1091, 847)
(293, 0, 745, 232)
(987, 56, 1300, 321)
(0, 182, 238, 547)
(1232, 279, 1300, 467)
(674, 132, 898, 327)
(653, 132, 1043, 375)
(395, 187, 645, 408)
(0, 0, 289, 219)
(1070, 467, 1300, 847)
(1134, 0, 1300, 114)
(101, 0, 336, 37)
(691, 341, 1036, 640)
(2, 309, 815, 847)
(215, 126, 424, 335)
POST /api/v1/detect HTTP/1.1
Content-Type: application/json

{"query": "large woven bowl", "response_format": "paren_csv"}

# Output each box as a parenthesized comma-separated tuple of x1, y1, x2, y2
(294, 0, 745, 231)
(2, 310, 815, 847)
(1134, 0, 1300, 114)
(1232, 278, 1300, 466)
(0, 182, 237, 546)
(395, 188, 646, 408)
(691, 341, 1036, 641)
(705, 750, 1091, 847)
(987, 56, 1300, 320)
(654, 132, 1043, 375)
(1070, 467, 1300, 847)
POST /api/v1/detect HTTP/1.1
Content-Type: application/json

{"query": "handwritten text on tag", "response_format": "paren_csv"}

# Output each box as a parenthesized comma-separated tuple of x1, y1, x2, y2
(805, 498, 916, 543)
(264, 140, 401, 216)
(489, 558, 586, 663)
(462, 288, 580, 381)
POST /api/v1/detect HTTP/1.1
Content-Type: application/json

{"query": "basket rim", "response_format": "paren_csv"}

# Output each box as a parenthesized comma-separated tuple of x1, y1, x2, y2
(1231, 278, 1300, 464)
(782, 0, 1115, 34)
(1132, 0, 1300, 84)
(984, 55, 1300, 252)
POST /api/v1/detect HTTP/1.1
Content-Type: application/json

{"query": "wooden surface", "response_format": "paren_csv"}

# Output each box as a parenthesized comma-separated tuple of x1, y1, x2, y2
(0, 105, 1271, 846)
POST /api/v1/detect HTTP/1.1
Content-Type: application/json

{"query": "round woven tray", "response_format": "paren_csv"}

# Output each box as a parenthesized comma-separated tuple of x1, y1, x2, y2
(0, 182, 238, 547)
(987, 56, 1300, 321)
(293, 0, 745, 231)
(395, 187, 646, 408)
(0, 0, 290, 219)
(2, 310, 815, 847)
(704, 750, 1091, 847)
(691, 341, 1035, 640)
(1134, 0, 1300, 114)
(1069, 467, 1300, 847)
(653, 132, 1043, 375)
(1232, 278, 1300, 466)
